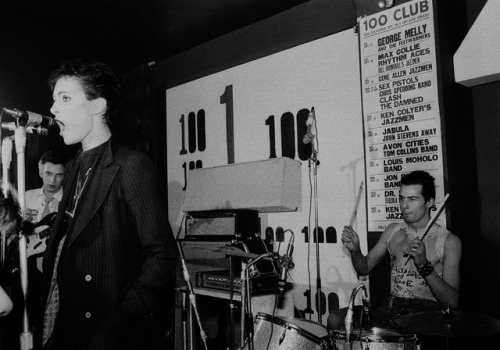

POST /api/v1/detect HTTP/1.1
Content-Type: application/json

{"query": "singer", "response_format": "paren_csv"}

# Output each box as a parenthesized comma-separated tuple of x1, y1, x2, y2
(36, 59, 178, 350)
(337, 171, 461, 333)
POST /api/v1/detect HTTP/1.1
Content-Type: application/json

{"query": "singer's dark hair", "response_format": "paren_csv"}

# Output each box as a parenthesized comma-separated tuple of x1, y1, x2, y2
(400, 170, 436, 202)
(48, 58, 120, 127)
(39, 150, 68, 166)
(0, 183, 22, 238)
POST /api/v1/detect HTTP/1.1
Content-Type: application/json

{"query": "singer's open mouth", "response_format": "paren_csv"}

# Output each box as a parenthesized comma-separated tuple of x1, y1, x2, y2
(55, 120, 65, 130)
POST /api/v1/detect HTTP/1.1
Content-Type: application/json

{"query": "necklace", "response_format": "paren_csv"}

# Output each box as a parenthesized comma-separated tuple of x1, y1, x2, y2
(65, 168, 92, 219)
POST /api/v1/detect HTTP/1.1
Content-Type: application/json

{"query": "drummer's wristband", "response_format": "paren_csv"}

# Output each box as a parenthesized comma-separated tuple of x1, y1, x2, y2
(416, 260, 434, 277)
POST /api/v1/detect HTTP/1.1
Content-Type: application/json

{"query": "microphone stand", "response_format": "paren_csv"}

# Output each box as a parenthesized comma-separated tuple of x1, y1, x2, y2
(304, 107, 322, 323)
(0, 114, 49, 350)
(175, 215, 208, 350)
(1, 137, 14, 271)
(345, 283, 369, 344)
(175, 287, 189, 350)
(308, 118, 321, 324)
(311, 149, 322, 324)
(176, 240, 209, 350)
(13, 122, 33, 350)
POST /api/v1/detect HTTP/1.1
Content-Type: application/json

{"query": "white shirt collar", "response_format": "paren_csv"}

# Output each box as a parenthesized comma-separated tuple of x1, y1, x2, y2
(43, 187, 63, 202)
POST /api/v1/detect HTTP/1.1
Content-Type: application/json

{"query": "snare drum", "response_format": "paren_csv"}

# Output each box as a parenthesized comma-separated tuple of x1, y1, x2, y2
(243, 312, 330, 349)
(332, 327, 418, 350)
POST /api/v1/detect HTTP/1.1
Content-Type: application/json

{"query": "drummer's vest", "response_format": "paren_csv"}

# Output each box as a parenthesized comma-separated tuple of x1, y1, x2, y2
(387, 222, 449, 301)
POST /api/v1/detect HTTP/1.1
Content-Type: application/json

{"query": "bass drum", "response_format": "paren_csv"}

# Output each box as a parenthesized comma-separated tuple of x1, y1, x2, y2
(243, 312, 330, 349)
(332, 327, 418, 350)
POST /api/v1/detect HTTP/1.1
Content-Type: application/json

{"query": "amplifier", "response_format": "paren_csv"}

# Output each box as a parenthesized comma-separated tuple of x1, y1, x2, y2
(196, 270, 278, 295)
(183, 157, 302, 213)
(184, 209, 259, 241)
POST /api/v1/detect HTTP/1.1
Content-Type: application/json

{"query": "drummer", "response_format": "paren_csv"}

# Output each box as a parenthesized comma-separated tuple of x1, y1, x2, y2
(339, 170, 461, 325)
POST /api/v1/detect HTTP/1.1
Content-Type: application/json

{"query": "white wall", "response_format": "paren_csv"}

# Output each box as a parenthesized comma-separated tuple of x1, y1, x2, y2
(167, 29, 367, 323)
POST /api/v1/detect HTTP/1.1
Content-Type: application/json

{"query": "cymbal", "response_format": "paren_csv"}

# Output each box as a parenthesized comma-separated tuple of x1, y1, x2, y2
(395, 311, 500, 338)
(219, 246, 260, 259)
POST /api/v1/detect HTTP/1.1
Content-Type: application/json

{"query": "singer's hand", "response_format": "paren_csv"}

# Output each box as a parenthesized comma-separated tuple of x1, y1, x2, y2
(342, 226, 361, 253)
(403, 238, 426, 266)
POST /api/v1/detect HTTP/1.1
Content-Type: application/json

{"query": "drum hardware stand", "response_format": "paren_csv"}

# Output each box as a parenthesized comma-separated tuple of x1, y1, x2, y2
(175, 219, 209, 350)
(240, 252, 276, 350)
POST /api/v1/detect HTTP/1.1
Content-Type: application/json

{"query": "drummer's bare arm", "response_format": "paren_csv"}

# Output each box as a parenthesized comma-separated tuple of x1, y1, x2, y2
(342, 224, 396, 275)
(421, 234, 461, 310)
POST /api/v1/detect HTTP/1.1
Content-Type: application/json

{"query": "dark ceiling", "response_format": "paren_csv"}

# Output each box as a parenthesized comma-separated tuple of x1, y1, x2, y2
(1, 0, 311, 74)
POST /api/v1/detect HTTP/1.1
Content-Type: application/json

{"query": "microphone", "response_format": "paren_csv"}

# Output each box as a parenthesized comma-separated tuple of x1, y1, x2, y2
(2, 108, 56, 129)
(1, 122, 49, 135)
(26, 126, 49, 135)
(277, 234, 294, 294)
(303, 107, 315, 145)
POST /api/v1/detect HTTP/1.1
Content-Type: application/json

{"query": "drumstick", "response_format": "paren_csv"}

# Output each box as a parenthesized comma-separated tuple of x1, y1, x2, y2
(349, 181, 364, 227)
(404, 193, 450, 265)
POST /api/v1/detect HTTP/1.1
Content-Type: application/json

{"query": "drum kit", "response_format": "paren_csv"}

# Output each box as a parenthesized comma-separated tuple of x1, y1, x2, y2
(242, 311, 417, 350)
(240, 307, 500, 350)
(239, 281, 500, 350)
(217, 245, 500, 350)
(184, 239, 500, 350)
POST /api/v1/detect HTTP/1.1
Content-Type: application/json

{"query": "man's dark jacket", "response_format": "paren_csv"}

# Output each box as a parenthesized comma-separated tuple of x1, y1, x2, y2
(37, 138, 178, 349)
